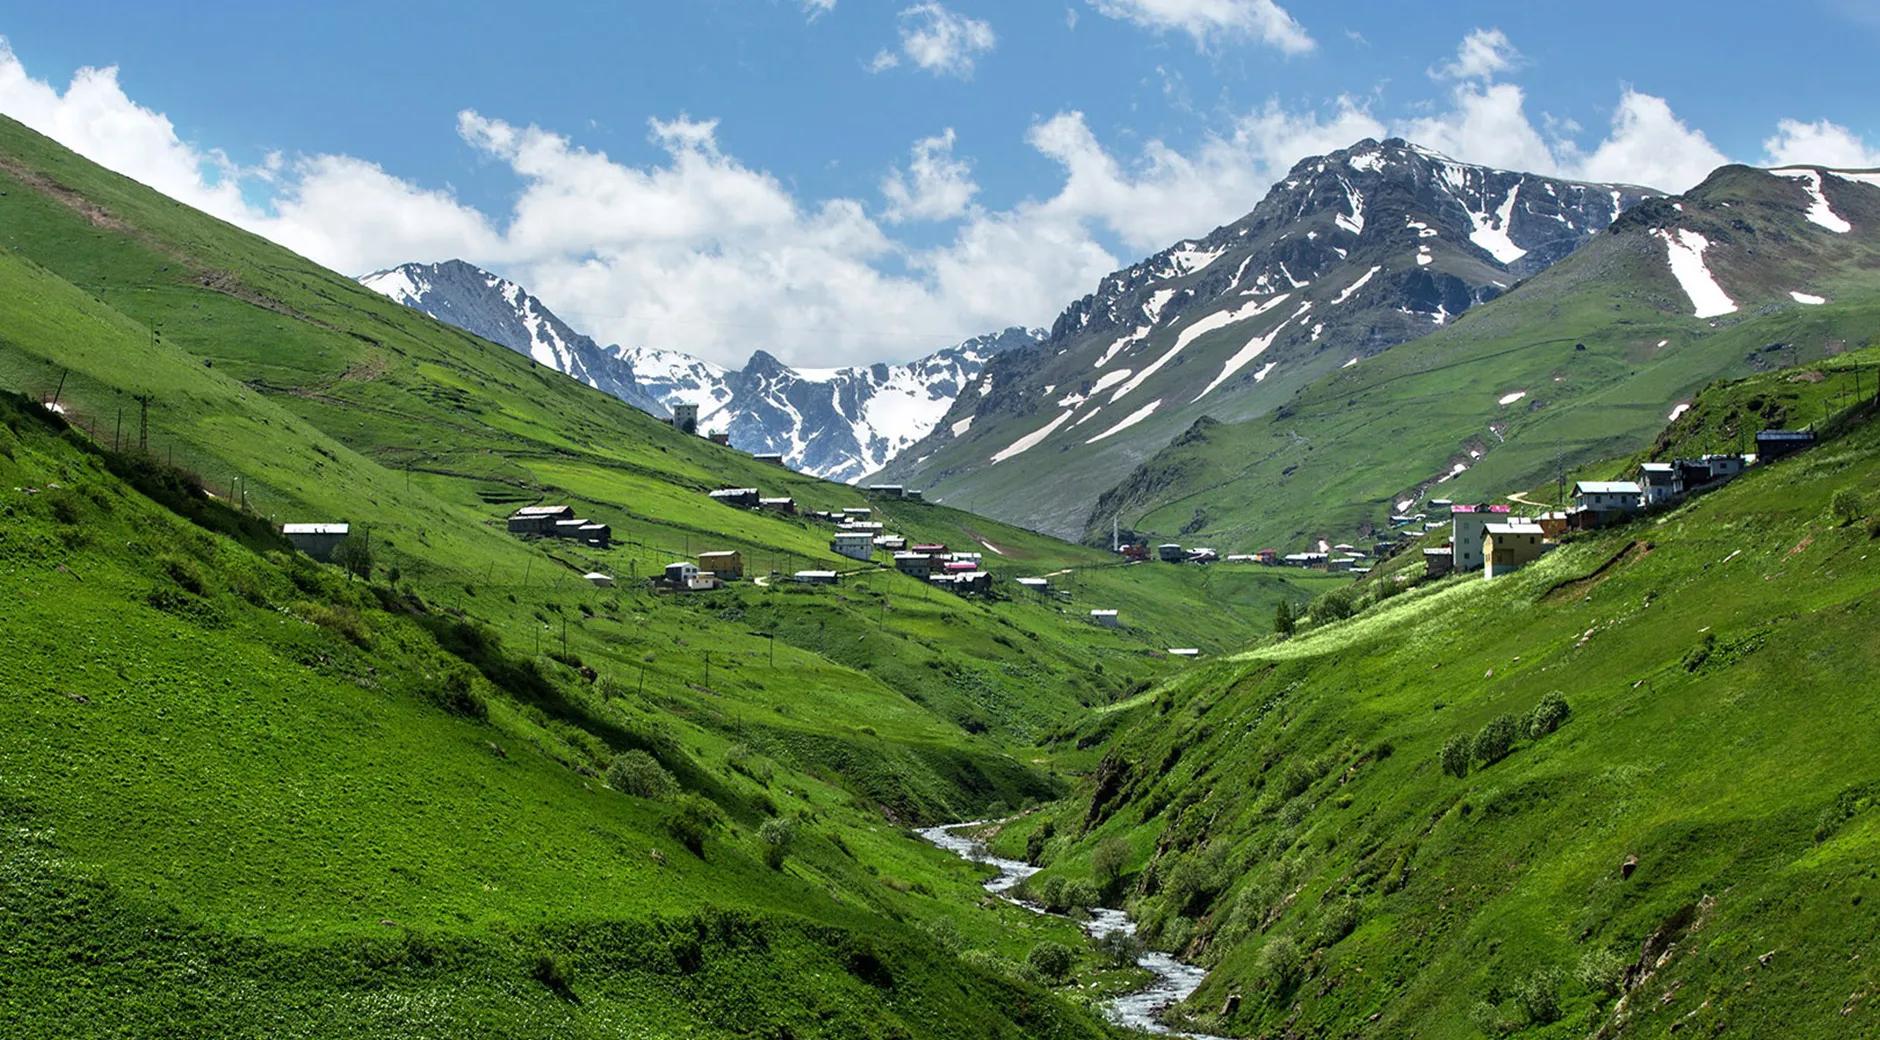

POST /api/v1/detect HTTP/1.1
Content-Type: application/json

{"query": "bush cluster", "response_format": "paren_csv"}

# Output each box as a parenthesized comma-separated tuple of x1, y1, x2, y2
(608, 749, 678, 800)
(1438, 694, 1571, 779)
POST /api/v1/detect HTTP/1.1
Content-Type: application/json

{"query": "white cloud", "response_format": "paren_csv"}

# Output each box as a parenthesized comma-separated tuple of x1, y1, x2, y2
(1432, 27, 1519, 81)
(1088, 0, 1314, 54)
(1399, 81, 1557, 176)
(883, 3, 996, 78)
(1762, 118, 1880, 168)
(801, 0, 836, 20)
(1564, 89, 1729, 191)
(881, 128, 979, 222)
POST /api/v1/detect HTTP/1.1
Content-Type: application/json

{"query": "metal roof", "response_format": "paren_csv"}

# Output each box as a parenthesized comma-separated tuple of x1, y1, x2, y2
(1486, 522, 1546, 536)
(282, 523, 349, 536)
(1575, 481, 1641, 494)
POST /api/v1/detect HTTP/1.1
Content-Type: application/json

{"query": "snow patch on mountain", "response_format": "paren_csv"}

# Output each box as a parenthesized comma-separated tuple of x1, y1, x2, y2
(1651, 229, 1737, 318)
(1771, 168, 1852, 233)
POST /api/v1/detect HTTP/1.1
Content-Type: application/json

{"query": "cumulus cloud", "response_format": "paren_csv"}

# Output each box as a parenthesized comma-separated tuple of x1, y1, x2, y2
(875, 3, 996, 78)
(881, 128, 979, 222)
(1762, 118, 1880, 168)
(1088, 0, 1314, 54)
(1432, 27, 1520, 81)
(3, 28, 1864, 374)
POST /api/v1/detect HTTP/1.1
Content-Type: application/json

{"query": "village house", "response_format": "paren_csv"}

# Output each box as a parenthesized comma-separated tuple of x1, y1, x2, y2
(942, 560, 978, 574)
(758, 496, 796, 514)
(1638, 462, 1680, 506)
(584, 572, 615, 588)
(1167, 648, 1200, 658)
(708, 487, 760, 508)
(1423, 546, 1454, 577)
(893, 552, 933, 578)
(698, 551, 743, 581)
(575, 522, 612, 549)
(793, 570, 839, 585)
(1157, 543, 1185, 562)
(873, 535, 907, 551)
(1327, 556, 1355, 574)
(752, 452, 787, 466)
(1450, 503, 1512, 574)
(1186, 547, 1220, 564)
(507, 504, 574, 536)
(841, 507, 873, 520)
(670, 403, 700, 434)
(866, 484, 905, 499)
(934, 570, 992, 595)
(904, 490, 925, 502)
(1254, 548, 1280, 565)
(1534, 511, 1571, 539)
(1571, 481, 1642, 527)
(1755, 429, 1815, 460)
(1015, 576, 1049, 593)
(1090, 609, 1120, 628)
(664, 561, 699, 588)
(1701, 453, 1747, 480)
(831, 531, 875, 561)
(707, 432, 731, 446)
(911, 542, 948, 556)
(282, 522, 350, 562)
(1484, 522, 1549, 579)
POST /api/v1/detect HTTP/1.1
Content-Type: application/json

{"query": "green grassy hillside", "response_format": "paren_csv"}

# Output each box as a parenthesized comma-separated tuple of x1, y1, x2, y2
(0, 113, 1339, 1036)
(996, 378, 1880, 1037)
(1088, 164, 1880, 552)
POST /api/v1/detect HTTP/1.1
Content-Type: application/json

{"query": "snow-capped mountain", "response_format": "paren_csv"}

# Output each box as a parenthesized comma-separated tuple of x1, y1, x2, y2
(875, 138, 1660, 536)
(359, 260, 1038, 482)
(360, 260, 669, 416)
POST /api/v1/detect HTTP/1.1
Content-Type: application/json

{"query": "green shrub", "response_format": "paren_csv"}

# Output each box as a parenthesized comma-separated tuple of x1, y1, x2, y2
(1472, 714, 1520, 766)
(1095, 928, 1142, 968)
(726, 742, 774, 785)
(1517, 968, 1563, 1024)
(666, 795, 719, 857)
(158, 553, 208, 595)
(1273, 600, 1296, 636)
(1309, 588, 1355, 624)
(530, 953, 574, 999)
(1059, 879, 1100, 912)
(1831, 487, 1864, 526)
(758, 816, 796, 870)
(1255, 935, 1302, 994)
(1576, 947, 1628, 997)
(921, 916, 965, 954)
(1315, 898, 1361, 948)
(1026, 941, 1073, 983)
(1526, 691, 1570, 738)
(608, 750, 678, 800)
(430, 666, 488, 720)
(1440, 733, 1471, 778)
(1092, 836, 1130, 894)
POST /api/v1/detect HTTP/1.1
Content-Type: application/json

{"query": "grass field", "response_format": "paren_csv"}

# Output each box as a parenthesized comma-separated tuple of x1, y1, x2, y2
(997, 379, 1880, 1036)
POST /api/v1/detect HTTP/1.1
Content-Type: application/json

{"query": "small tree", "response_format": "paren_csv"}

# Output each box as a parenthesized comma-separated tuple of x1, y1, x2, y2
(1092, 836, 1130, 895)
(1472, 714, 1520, 766)
(1256, 936, 1303, 995)
(1526, 691, 1571, 739)
(1026, 941, 1074, 983)
(1095, 928, 1143, 968)
(332, 534, 373, 582)
(1440, 733, 1471, 778)
(666, 795, 719, 857)
(1517, 968, 1563, 1024)
(1309, 588, 1356, 625)
(1274, 599, 1296, 637)
(758, 816, 796, 870)
(1831, 488, 1865, 526)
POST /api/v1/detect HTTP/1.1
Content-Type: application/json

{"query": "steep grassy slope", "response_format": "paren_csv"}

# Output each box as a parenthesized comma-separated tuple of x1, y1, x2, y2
(0, 112, 1319, 799)
(0, 394, 1128, 1038)
(996, 384, 1880, 1037)
(1088, 164, 1880, 550)
(0, 113, 1341, 1036)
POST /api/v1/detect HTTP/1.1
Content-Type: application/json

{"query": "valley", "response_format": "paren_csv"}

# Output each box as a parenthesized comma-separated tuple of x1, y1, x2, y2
(2, 29, 1878, 1038)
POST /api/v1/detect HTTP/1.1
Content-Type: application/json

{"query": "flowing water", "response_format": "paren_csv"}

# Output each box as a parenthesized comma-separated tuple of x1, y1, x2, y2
(918, 823, 1228, 1038)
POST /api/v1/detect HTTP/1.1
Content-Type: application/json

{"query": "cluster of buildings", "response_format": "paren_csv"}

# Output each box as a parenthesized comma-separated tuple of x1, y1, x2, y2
(891, 542, 995, 595)
(506, 504, 611, 548)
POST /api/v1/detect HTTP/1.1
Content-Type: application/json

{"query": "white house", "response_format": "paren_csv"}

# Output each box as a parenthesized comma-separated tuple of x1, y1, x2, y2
(1450, 504, 1511, 574)
(1090, 609, 1120, 628)
(831, 531, 875, 561)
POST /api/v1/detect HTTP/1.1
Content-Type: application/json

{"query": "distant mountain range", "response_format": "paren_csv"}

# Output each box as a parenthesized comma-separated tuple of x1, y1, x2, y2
(360, 260, 1040, 482)
(875, 138, 1660, 536)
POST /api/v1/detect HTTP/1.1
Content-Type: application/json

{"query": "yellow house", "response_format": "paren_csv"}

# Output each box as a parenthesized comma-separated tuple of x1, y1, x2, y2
(1484, 522, 1548, 579)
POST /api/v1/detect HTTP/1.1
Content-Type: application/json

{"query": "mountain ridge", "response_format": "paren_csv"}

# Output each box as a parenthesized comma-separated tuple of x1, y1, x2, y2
(361, 259, 1041, 482)
(877, 137, 1660, 535)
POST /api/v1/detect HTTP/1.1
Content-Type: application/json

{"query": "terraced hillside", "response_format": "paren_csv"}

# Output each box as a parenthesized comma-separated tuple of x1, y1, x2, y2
(0, 113, 1330, 1036)
(1091, 163, 1880, 552)
(982, 358, 1880, 1037)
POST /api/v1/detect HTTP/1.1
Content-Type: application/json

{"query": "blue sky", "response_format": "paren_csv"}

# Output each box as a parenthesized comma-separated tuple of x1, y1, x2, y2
(2, 1, 1877, 366)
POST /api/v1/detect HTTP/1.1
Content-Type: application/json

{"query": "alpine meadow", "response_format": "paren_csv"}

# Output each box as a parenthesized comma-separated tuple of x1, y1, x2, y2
(2, 5, 1878, 1038)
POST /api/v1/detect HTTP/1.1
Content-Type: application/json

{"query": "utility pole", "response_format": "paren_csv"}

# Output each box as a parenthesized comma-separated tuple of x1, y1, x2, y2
(50, 369, 67, 410)
(134, 393, 153, 455)
(561, 615, 568, 657)
(113, 407, 123, 452)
